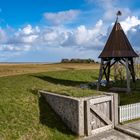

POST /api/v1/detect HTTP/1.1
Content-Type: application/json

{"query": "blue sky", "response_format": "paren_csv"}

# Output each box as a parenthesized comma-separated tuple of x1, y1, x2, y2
(0, 0, 140, 62)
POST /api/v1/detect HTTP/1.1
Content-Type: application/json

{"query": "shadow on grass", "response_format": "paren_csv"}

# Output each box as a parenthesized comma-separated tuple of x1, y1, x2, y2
(33, 75, 88, 87)
(38, 95, 74, 135)
(111, 79, 140, 90)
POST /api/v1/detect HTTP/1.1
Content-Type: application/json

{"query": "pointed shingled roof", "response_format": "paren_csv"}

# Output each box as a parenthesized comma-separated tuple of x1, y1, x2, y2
(99, 21, 138, 58)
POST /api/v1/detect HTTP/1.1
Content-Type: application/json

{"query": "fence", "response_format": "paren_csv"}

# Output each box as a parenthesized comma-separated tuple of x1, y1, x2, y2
(119, 102, 140, 122)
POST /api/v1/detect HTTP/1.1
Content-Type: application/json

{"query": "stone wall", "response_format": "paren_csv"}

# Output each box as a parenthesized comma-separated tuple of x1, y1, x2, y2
(39, 90, 85, 136)
(39, 90, 119, 136)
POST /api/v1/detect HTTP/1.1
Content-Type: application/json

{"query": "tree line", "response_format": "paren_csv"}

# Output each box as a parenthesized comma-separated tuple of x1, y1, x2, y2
(61, 58, 99, 63)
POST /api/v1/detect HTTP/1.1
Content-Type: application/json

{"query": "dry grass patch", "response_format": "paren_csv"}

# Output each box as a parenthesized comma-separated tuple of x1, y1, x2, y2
(0, 63, 99, 77)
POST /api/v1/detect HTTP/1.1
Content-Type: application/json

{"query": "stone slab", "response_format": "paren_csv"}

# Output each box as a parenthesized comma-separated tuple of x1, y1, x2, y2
(115, 120, 140, 139)
(82, 129, 138, 140)
(126, 121, 140, 130)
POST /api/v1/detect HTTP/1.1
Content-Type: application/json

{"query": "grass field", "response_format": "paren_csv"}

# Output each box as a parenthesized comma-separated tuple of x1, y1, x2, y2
(0, 63, 100, 140)
(0, 63, 99, 77)
(0, 63, 140, 139)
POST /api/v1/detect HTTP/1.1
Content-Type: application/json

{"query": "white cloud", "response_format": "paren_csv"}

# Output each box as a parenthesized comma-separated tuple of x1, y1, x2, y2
(17, 25, 40, 36)
(1, 1, 140, 61)
(43, 31, 58, 42)
(120, 16, 140, 33)
(38, 19, 105, 50)
(104, 8, 131, 21)
(0, 20, 105, 58)
(0, 25, 39, 60)
(0, 28, 7, 43)
(22, 35, 38, 43)
(0, 44, 31, 52)
(44, 10, 80, 25)
(126, 24, 140, 51)
(45, 46, 100, 61)
(74, 20, 104, 47)
(1, 15, 140, 61)
(21, 25, 40, 35)
(86, 0, 132, 21)
(22, 25, 33, 35)
(10, 24, 40, 44)
(0, 52, 21, 61)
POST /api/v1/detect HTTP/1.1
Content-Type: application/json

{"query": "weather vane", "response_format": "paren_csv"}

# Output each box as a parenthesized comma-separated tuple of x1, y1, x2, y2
(116, 10, 122, 21)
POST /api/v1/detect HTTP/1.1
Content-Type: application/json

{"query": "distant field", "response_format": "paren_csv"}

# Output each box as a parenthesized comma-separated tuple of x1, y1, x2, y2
(0, 63, 99, 77)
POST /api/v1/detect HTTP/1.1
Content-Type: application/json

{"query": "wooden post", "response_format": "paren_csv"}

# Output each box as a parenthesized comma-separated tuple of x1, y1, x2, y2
(114, 62, 117, 81)
(113, 93, 118, 126)
(126, 58, 131, 93)
(85, 100, 91, 136)
(97, 59, 103, 90)
(107, 60, 111, 83)
(130, 58, 135, 82)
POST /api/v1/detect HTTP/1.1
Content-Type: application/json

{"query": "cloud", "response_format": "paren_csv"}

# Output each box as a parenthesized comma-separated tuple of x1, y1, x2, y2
(73, 20, 104, 48)
(0, 43, 31, 61)
(37, 19, 105, 50)
(126, 24, 140, 51)
(0, 52, 21, 61)
(0, 28, 7, 43)
(120, 16, 140, 33)
(8, 24, 40, 44)
(44, 10, 80, 25)
(86, 0, 132, 21)
(0, 15, 140, 61)
(0, 20, 105, 59)
(22, 24, 37, 35)
(0, 24, 39, 60)
(0, 1, 140, 62)
(104, 7, 131, 21)
(0, 44, 31, 51)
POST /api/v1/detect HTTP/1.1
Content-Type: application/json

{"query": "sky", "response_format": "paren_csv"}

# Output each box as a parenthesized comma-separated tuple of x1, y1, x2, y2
(0, 0, 140, 62)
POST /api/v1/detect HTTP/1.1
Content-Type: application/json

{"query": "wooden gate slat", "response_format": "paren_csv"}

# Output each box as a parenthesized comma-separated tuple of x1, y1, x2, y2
(90, 105, 112, 125)
(90, 96, 112, 104)
(91, 124, 112, 135)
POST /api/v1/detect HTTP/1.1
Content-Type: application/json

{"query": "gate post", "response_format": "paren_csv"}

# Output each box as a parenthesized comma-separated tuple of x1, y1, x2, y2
(113, 93, 119, 126)
(85, 100, 91, 136)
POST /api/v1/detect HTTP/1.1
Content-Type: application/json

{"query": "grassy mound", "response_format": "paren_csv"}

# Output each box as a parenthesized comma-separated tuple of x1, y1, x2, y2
(0, 69, 99, 140)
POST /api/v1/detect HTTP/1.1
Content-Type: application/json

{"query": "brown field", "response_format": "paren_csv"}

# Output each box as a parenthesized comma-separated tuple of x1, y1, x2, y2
(0, 63, 99, 77)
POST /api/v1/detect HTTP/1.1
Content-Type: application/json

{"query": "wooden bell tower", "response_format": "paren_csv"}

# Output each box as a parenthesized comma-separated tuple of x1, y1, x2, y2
(97, 11, 138, 93)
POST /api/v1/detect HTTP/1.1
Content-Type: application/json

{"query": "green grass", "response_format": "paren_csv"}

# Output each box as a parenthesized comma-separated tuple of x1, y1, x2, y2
(0, 68, 140, 139)
(113, 79, 140, 105)
(32, 69, 100, 97)
(0, 69, 100, 140)
(118, 91, 140, 105)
